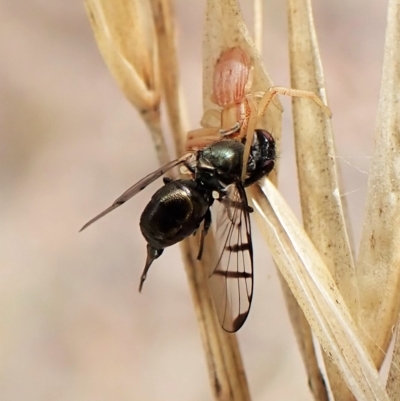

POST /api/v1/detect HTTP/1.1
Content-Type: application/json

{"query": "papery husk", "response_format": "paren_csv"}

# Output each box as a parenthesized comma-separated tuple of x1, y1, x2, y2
(287, 0, 357, 399)
(356, 0, 400, 371)
(250, 179, 389, 401)
(84, 0, 169, 163)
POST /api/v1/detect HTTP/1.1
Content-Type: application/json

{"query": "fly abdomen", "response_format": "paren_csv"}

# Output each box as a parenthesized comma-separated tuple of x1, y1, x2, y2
(140, 179, 211, 250)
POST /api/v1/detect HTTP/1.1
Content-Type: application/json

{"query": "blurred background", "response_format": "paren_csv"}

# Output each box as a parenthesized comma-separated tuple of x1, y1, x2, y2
(0, 1, 387, 400)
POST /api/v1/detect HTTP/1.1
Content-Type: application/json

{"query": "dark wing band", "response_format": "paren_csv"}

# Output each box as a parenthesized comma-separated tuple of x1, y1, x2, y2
(209, 183, 254, 332)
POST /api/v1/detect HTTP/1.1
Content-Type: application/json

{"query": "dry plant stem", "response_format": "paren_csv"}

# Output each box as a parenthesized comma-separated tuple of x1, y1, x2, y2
(279, 282, 329, 401)
(141, 108, 170, 165)
(356, 0, 400, 370)
(150, 0, 186, 155)
(287, 0, 357, 399)
(250, 180, 389, 401)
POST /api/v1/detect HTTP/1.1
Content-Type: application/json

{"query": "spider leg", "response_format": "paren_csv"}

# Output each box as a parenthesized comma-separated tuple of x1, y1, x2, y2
(200, 109, 222, 128)
(186, 127, 219, 150)
(257, 86, 332, 118)
(253, 90, 283, 112)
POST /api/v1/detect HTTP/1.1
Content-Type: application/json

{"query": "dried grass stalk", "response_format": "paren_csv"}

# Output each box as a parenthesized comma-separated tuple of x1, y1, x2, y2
(279, 282, 329, 401)
(150, 0, 186, 155)
(287, 0, 357, 399)
(357, 0, 400, 369)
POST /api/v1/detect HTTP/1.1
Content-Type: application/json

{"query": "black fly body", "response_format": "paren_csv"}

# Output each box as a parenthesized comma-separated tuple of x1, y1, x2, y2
(81, 129, 275, 332)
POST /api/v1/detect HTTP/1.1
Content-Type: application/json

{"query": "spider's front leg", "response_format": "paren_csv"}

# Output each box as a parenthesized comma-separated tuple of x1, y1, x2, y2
(186, 127, 220, 150)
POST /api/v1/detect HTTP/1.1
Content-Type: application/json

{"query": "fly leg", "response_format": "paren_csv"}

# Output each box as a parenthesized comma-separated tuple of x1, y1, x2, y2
(197, 208, 212, 260)
(139, 244, 164, 292)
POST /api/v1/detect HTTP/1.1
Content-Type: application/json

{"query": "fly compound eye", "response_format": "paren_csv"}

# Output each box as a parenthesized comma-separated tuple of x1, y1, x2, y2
(247, 156, 256, 171)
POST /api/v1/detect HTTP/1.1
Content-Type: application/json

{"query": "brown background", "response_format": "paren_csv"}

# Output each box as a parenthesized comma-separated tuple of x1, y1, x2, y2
(0, 1, 386, 400)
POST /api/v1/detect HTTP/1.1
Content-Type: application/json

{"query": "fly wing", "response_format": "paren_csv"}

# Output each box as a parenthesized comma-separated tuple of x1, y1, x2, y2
(209, 183, 254, 332)
(80, 152, 195, 231)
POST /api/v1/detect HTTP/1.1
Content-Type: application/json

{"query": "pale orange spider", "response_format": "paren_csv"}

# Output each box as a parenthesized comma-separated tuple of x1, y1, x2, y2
(186, 46, 332, 179)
